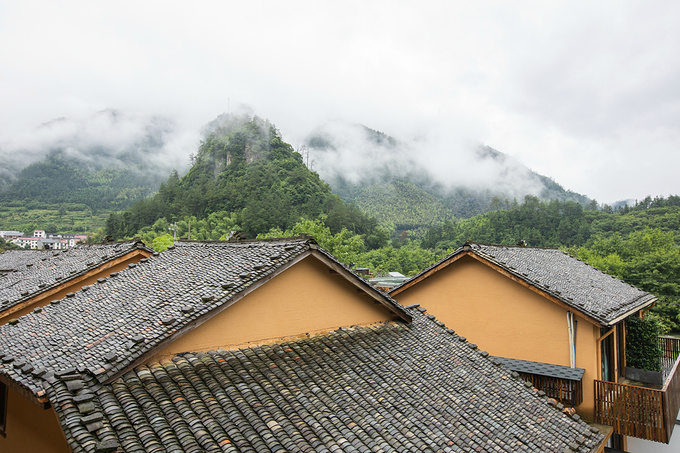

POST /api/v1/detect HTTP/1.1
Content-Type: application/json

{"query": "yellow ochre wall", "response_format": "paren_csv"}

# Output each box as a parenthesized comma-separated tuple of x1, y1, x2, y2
(0, 249, 152, 325)
(155, 255, 397, 358)
(392, 255, 600, 420)
(0, 385, 70, 453)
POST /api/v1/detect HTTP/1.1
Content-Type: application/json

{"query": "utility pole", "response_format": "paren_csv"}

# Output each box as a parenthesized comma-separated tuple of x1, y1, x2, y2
(169, 222, 177, 241)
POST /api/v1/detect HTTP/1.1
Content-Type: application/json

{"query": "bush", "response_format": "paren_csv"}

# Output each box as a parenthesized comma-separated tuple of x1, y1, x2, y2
(626, 315, 663, 372)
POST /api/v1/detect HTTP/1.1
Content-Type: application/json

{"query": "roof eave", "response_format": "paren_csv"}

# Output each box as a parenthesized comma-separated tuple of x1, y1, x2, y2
(603, 296, 658, 327)
(0, 373, 49, 407)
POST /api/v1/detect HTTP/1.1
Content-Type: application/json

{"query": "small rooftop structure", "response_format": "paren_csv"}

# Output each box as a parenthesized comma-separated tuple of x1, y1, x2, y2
(369, 271, 409, 291)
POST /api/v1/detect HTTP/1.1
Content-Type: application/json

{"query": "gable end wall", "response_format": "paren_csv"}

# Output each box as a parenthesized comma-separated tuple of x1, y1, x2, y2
(153, 255, 397, 358)
(392, 255, 599, 420)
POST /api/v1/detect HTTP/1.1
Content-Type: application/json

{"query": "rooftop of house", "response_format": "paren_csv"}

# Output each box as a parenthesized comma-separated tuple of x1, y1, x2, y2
(0, 249, 50, 273)
(0, 238, 407, 400)
(494, 356, 586, 382)
(0, 241, 151, 314)
(45, 308, 605, 453)
(391, 242, 657, 326)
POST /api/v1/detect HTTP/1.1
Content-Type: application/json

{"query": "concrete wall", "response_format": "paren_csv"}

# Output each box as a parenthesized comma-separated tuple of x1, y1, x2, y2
(392, 255, 600, 420)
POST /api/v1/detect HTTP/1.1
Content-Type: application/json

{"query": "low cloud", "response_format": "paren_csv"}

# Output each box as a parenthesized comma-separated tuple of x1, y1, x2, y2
(0, 109, 199, 185)
(306, 120, 547, 200)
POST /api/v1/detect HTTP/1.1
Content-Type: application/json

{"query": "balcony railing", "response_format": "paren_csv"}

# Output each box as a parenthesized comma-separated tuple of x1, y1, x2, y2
(594, 336, 680, 443)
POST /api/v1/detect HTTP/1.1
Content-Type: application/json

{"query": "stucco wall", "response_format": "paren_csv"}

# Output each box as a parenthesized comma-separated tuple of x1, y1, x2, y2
(0, 385, 70, 453)
(155, 255, 397, 358)
(392, 255, 600, 420)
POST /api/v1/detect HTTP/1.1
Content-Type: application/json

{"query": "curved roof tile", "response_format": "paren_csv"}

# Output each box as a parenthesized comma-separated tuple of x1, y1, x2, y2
(46, 310, 605, 453)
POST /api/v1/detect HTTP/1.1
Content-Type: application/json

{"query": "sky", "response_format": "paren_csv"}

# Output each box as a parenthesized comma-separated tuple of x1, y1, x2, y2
(1, 1, 679, 204)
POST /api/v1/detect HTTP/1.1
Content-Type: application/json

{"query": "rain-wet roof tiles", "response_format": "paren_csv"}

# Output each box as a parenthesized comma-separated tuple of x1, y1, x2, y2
(0, 241, 151, 314)
(45, 309, 605, 453)
(0, 238, 406, 397)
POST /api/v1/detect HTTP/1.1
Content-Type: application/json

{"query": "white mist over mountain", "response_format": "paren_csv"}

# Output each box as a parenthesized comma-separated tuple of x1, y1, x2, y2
(305, 120, 557, 202)
(0, 110, 199, 185)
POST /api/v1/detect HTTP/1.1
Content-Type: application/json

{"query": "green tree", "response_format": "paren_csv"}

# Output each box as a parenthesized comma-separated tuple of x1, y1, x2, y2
(151, 233, 175, 252)
(259, 216, 365, 265)
(626, 315, 663, 372)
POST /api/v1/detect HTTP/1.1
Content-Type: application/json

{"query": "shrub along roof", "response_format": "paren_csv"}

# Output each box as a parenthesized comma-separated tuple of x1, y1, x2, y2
(390, 242, 657, 326)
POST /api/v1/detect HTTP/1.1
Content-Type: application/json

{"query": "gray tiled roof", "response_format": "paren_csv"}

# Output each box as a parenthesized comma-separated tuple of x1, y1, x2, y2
(0, 241, 151, 313)
(0, 238, 407, 397)
(45, 309, 604, 453)
(393, 242, 656, 325)
(0, 249, 50, 273)
(494, 357, 586, 381)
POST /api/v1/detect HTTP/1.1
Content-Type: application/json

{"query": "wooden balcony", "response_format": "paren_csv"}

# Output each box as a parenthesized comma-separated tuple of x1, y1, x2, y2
(594, 336, 680, 443)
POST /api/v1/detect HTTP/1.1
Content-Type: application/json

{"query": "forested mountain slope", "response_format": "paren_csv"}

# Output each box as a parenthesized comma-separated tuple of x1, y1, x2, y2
(0, 110, 184, 233)
(422, 195, 680, 251)
(0, 151, 157, 210)
(305, 122, 591, 235)
(106, 114, 379, 240)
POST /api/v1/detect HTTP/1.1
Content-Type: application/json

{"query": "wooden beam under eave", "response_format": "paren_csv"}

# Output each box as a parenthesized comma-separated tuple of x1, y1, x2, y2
(0, 374, 50, 408)
(105, 251, 410, 384)
(103, 250, 333, 383)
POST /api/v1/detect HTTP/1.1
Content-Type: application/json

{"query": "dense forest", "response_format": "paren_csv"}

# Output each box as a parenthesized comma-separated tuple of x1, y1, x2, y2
(0, 152, 157, 235)
(0, 151, 158, 211)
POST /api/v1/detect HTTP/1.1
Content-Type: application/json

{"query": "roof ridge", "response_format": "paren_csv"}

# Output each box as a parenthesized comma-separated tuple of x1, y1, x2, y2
(0, 238, 406, 398)
(175, 235, 317, 246)
(468, 240, 569, 252)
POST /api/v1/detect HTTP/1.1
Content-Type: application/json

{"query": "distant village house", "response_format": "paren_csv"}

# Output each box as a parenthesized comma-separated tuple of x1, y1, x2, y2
(7, 229, 88, 250)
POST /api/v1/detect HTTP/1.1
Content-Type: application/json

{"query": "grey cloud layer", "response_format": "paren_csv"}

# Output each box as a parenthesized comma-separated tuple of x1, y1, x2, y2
(0, 1, 678, 203)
